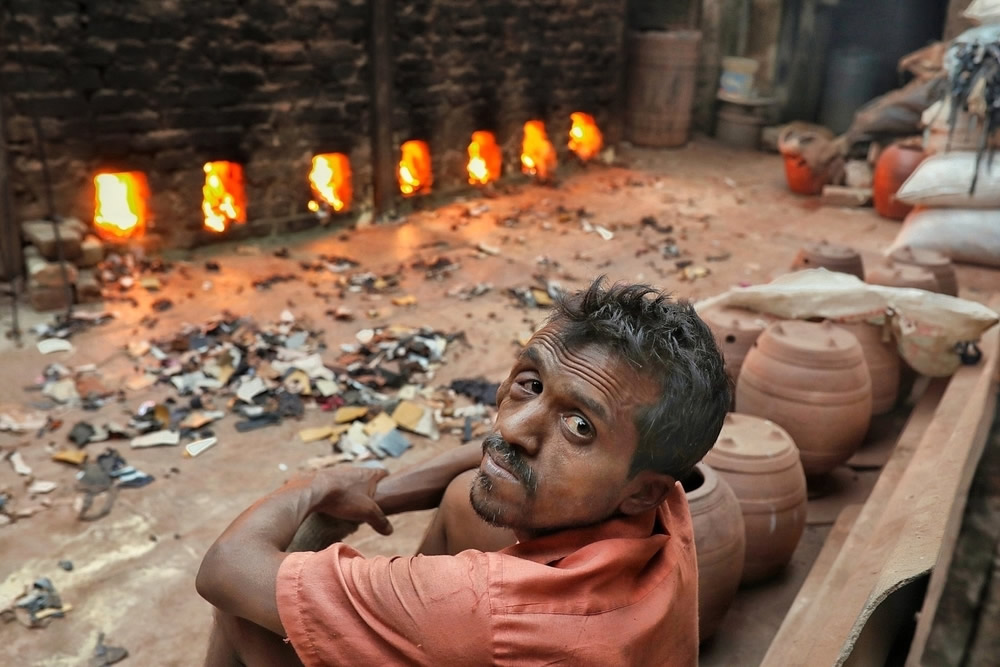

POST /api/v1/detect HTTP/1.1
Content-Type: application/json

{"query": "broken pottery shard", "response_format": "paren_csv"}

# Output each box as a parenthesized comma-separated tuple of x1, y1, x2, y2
(130, 430, 180, 448)
(299, 426, 334, 443)
(334, 406, 368, 424)
(43, 378, 80, 404)
(476, 242, 501, 256)
(0, 404, 48, 433)
(280, 309, 295, 323)
(52, 449, 88, 465)
(127, 340, 151, 358)
(236, 376, 267, 403)
(391, 295, 417, 307)
(363, 412, 397, 436)
(139, 276, 161, 291)
(28, 480, 58, 495)
(9, 451, 33, 476)
(315, 379, 339, 397)
(391, 401, 439, 440)
(370, 429, 411, 458)
(125, 374, 157, 392)
(37, 338, 73, 355)
(594, 225, 614, 241)
(283, 369, 311, 395)
(530, 288, 553, 307)
(336, 422, 370, 458)
(356, 329, 375, 345)
(184, 437, 218, 458)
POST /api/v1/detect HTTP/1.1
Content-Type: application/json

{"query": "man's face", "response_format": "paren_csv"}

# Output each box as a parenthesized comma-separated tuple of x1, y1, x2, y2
(470, 324, 657, 537)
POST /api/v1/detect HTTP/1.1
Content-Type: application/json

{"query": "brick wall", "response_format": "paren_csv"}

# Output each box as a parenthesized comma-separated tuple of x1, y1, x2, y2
(1, 0, 625, 248)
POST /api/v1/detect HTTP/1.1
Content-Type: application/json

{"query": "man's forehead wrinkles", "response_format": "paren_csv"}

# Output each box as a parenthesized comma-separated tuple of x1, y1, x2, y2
(529, 330, 629, 417)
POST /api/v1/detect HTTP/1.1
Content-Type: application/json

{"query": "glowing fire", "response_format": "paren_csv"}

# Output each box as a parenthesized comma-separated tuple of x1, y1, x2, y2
(94, 172, 148, 241)
(521, 121, 557, 180)
(202, 161, 247, 233)
(398, 140, 433, 196)
(467, 131, 502, 185)
(568, 112, 603, 161)
(308, 153, 352, 213)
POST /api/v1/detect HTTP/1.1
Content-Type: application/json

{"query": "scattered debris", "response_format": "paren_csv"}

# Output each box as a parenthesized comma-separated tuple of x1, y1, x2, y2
(447, 283, 493, 300)
(184, 437, 217, 458)
(130, 430, 180, 449)
(8, 451, 33, 476)
(2, 578, 71, 628)
(450, 378, 500, 405)
(36, 338, 74, 355)
(28, 480, 58, 495)
(58, 560, 73, 572)
(90, 632, 129, 667)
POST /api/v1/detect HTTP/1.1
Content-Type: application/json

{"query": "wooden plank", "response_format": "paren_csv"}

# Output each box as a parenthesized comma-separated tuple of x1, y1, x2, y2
(762, 315, 1000, 666)
(0, 95, 22, 281)
(369, 0, 395, 219)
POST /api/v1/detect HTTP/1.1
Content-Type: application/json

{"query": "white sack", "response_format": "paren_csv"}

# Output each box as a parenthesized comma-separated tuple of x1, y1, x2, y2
(964, 0, 1000, 24)
(696, 269, 998, 377)
(896, 152, 1000, 208)
(885, 209, 1000, 267)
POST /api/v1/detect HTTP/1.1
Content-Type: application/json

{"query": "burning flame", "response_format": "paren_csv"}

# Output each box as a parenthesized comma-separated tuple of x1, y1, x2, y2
(94, 172, 148, 241)
(568, 112, 603, 161)
(467, 131, 502, 185)
(398, 140, 432, 196)
(308, 153, 352, 213)
(521, 121, 557, 180)
(202, 161, 247, 233)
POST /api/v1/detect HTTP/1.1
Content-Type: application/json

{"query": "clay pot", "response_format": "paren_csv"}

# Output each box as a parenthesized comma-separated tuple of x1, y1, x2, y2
(735, 320, 872, 477)
(701, 306, 778, 384)
(873, 143, 924, 220)
(704, 414, 807, 584)
(790, 241, 865, 279)
(781, 153, 829, 195)
(684, 463, 745, 641)
(888, 246, 958, 296)
(832, 321, 900, 416)
(865, 261, 939, 292)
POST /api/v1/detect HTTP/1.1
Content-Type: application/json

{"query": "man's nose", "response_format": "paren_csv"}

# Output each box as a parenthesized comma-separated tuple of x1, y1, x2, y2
(497, 401, 545, 457)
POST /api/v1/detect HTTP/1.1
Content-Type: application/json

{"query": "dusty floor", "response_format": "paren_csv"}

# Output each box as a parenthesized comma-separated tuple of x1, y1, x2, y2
(1, 141, 997, 666)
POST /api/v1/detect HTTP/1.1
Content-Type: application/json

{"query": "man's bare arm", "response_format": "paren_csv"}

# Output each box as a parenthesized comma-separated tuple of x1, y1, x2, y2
(374, 443, 482, 515)
(196, 467, 392, 636)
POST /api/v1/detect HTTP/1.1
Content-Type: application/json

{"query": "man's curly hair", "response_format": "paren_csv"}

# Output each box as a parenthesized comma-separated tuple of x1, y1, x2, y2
(549, 277, 731, 480)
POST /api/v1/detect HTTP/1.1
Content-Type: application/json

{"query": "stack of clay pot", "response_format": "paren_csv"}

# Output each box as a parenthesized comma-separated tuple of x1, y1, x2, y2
(684, 463, 745, 641)
(704, 414, 807, 584)
(736, 320, 872, 477)
(790, 241, 865, 279)
(831, 319, 900, 416)
(865, 261, 939, 292)
(701, 306, 778, 384)
(888, 246, 959, 296)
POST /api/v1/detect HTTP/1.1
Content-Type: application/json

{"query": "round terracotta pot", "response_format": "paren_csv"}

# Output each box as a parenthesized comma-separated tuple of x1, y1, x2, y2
(704, 414, 807, 584)
(782, 154, 828, 196)
(790, 241, 865, 279)
(888, 246, 958, 296)
(873, 143, 924, 220)
(701, 306, 778, 384)
(832, 321, 900, 416)
(684, 462, 745, 641)
(865, 261, 939, 292)
(735, 321, 872, 477)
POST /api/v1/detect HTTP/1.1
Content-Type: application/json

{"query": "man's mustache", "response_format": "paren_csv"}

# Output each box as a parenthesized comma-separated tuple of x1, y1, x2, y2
(482, 433, 537, 494)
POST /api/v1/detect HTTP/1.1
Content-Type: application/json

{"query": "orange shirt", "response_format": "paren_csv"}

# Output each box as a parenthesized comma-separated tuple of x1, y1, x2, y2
(276, 482, 698, 666)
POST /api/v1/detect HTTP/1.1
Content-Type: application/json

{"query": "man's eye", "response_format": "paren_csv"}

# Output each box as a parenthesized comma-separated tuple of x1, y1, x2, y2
(524, 380, 542, 394)
(563, 414, 592, 437)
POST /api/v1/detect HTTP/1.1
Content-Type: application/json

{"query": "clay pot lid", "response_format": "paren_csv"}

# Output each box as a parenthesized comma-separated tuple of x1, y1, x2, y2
(889, 246, 951, 269)
(760, 320, 861, 359)
(866, 263, 938, 290)
(804, 241, 858, 260)
(713, 413, 795, 459)
(702, 306, 775, 333)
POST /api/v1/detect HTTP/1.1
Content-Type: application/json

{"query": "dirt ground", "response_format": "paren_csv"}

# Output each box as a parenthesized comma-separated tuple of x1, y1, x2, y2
(1, 140, 997, 666)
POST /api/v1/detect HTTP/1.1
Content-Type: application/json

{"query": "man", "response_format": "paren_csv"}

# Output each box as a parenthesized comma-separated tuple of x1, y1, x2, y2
(197, 278, 731, 665)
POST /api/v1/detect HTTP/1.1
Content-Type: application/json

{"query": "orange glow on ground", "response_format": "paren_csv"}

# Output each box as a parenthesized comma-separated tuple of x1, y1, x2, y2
(467, 131, 502, 185)
(202, 161, 247, 233)
(308, 153, 352, 213)
(521, 121, 557, 180)
(398, 140, 433, 196)
(568, 112, 603, 161)
(94, 172, 149, 241)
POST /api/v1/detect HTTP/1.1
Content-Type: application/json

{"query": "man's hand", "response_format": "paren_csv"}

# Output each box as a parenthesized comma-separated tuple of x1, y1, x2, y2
(197, 466, 392, 636)
(310, 467, 393, 536)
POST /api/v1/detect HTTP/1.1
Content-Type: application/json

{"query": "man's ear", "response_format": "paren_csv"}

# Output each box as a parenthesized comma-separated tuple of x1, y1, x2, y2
(618, 470, 676, 516)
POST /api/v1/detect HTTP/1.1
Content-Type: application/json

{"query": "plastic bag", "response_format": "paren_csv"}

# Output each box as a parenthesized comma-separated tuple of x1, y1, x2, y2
(964, 0, 1000, 24)
(896, 152, 1000, 208)
(886, 209, 1000, 267)
(696, 269, 998, 376)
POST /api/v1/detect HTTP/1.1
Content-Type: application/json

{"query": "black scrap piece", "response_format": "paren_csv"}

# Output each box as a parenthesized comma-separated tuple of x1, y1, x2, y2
(69, 421, 97, 446)
(235, 413, 282, 432)
(450, 378, 500, 405)
(252, 274, 298, 290)
(90, 632, 129, 667)
(276, 391, 305, 418)
(12, 578, 66, 627)
(58, 560, 73, 571)
(957, 341, 983, 365)
(641, 216, 674, 234)
(204, 261, 220, 272)
(151, 298, 173, 312)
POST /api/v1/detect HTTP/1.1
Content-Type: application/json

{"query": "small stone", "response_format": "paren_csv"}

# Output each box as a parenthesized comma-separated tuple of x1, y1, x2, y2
(58, 560, 74, 571)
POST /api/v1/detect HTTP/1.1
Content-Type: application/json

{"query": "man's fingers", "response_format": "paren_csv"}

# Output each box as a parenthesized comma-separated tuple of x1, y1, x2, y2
(318, 489, 393, 536)
(360, 495, 394, 536)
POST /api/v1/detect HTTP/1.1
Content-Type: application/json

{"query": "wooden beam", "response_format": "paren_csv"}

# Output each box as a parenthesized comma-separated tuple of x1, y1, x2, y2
(369, 0, 395, 219)
(0, 94, 22, 281)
